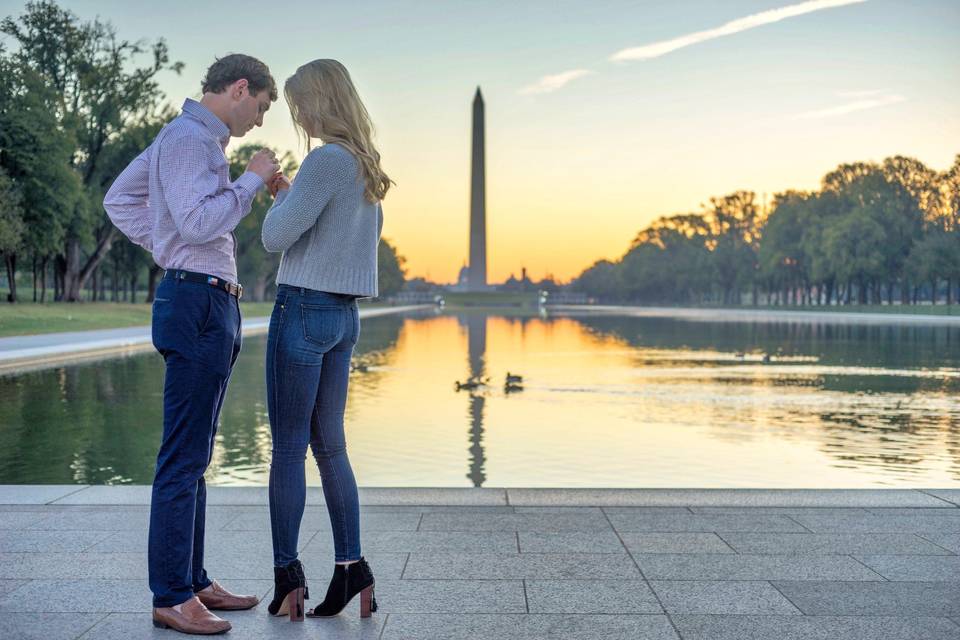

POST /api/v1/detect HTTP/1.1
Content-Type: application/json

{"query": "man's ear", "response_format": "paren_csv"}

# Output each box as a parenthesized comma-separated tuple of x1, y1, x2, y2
(233, 78, 249, 100)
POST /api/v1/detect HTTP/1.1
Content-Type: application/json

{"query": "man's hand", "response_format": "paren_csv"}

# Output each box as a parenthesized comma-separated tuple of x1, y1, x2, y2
(267, 172, 291, 197)
(247, 149, 280, 182)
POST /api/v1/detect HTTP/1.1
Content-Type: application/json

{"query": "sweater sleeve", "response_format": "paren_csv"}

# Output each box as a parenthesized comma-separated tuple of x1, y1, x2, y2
(261, 147, 355, 253)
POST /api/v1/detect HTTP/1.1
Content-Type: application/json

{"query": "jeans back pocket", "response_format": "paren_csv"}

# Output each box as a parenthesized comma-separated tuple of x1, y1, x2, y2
(300, 304, 345, 350)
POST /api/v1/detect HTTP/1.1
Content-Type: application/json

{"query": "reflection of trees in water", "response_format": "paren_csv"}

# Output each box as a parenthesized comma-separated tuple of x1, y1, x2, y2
(0, 313, 412, 485)
(0, 354, 164, 484)
(213, 313, 409, 483)
(568, 314, 960, 481)
(572, 315, 960, 371)
(348, 314, 409, 394)
(813, 406, 960, 481)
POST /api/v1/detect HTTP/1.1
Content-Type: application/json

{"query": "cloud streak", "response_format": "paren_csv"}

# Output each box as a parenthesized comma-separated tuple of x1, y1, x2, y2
(836, 89, 888, 98)
(519, 69, 594, 95)
(610, 0, 868, 62)
(793, 93, 906, 119)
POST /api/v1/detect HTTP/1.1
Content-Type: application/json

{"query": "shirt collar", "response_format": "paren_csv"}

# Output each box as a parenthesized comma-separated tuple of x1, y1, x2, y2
(182, 98, 231, 147)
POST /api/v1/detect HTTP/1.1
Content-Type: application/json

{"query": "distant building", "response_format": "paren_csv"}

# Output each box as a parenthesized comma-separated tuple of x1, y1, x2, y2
(500, 266, 536, 292)
(449, 263, 471, 292)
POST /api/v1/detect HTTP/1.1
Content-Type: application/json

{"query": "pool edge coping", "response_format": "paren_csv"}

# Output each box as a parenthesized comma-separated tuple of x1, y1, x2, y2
(0, 304, 434, 374)
(1, 485, 957, 508)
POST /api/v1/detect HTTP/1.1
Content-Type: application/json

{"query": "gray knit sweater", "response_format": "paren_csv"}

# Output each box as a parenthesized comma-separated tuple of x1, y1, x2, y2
(262, 143, 383, 297)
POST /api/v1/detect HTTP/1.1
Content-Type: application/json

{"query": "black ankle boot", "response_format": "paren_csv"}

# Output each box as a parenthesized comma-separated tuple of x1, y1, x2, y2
(307, 557, 378, 618)
(268, 560, 309, 620)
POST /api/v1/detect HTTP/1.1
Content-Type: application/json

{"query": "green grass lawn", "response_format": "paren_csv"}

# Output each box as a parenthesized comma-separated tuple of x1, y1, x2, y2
(0, 300, 399, 338)
(0, 302, 275, 338)
(708, 304, 959, 316)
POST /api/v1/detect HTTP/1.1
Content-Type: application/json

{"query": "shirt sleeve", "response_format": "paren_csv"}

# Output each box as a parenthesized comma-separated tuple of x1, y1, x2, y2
(103, 148, 155, 252)
(158, 134, 264, 245)
(261, 148, 354, 253)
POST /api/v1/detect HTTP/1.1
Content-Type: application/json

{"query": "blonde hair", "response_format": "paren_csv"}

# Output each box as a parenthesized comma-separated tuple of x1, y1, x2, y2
(285, 59, 392, 202)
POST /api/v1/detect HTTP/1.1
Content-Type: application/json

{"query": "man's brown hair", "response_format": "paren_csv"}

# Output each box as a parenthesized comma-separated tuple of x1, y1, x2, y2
(201, 54, 278, 101)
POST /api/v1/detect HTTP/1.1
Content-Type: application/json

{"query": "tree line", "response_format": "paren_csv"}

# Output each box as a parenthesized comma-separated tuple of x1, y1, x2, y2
(573, 155, 960, 306)
(0, 1, 406, 304)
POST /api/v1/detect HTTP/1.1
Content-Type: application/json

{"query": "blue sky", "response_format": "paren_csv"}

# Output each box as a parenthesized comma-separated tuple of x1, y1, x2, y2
(2, 0, 957, 282)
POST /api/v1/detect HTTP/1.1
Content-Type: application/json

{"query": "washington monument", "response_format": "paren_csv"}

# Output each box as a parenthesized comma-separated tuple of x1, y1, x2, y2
(467, 87, 487, 291)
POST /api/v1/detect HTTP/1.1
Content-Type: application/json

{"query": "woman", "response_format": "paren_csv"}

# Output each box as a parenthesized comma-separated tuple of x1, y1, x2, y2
(260, 59, 390, 622)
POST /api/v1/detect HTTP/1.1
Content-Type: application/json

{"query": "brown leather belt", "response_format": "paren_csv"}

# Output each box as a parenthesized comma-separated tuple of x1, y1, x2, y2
(164, 269, 243, 299)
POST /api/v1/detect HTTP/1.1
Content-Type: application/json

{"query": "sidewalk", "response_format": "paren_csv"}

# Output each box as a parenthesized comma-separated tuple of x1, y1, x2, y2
(0, 305, 432, 373)
(551, 305, 960, 326)
(1, 486, 958, 639)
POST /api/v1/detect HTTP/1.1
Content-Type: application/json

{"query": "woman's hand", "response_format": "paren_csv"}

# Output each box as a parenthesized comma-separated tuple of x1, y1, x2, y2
(267, 172, 291, 197)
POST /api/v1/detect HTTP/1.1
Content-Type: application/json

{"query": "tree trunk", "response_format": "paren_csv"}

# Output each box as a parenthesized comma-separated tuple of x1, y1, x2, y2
(130, 273, 139, 304)
(4, 254, 16, 303)
(931, 279, 938, 305)
(90, 267, 98, 302)
(252, 274, 270, 302)
(40, 257, 48, 303)
(887, 282, 894, 305)
(112, 257, 119, 302)
(146, 265, 161, 303)
(53, 258, 61, 301)
(947, 278, 954, 306)
(61, 228, 117, 302)
(32, 256, 37, 303)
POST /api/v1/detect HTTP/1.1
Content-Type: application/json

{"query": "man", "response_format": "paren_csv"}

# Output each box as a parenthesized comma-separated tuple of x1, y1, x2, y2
(104, 54, 284, 635)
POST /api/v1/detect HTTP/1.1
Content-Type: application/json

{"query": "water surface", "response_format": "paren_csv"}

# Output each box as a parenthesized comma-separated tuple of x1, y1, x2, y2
(1, 310, 958, 487)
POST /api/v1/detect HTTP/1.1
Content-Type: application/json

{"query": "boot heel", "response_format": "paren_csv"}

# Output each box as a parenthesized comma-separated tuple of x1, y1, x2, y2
(360, 585, 374, 618)
(288, 587, 305, 622)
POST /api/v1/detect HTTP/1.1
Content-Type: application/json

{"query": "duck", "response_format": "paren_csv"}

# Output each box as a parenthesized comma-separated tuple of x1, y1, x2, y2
(455, 376, 487, 392)
(505, 372, 523, 384)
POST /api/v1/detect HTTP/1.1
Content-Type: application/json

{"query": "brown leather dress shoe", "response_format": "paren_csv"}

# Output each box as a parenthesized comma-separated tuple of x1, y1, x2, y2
(196, 580, 260, 611)
(152, 596, 231, 635)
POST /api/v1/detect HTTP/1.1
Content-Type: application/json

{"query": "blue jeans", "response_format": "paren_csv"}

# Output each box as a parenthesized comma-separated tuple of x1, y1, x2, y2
(267, 284, 362, 566)
(148, 274, 242, 607)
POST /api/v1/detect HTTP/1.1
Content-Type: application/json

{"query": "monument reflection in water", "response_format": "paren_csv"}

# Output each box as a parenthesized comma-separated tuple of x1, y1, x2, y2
(463, 313, 488, 487)
(1, 310, 959, 488)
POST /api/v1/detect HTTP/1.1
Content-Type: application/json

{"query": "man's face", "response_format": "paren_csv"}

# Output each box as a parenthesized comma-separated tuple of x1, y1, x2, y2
(229, 80, 272, 137)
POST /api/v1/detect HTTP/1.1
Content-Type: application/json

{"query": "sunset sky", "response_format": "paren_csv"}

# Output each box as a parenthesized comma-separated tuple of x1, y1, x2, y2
(3, 0, 958, 283)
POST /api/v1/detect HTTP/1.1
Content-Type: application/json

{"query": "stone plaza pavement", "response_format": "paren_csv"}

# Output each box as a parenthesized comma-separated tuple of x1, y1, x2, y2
(1, 486, 959, 639)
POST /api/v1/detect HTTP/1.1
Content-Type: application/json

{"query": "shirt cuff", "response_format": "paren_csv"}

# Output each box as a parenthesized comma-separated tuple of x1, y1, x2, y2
(236, 171, 265, 193)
